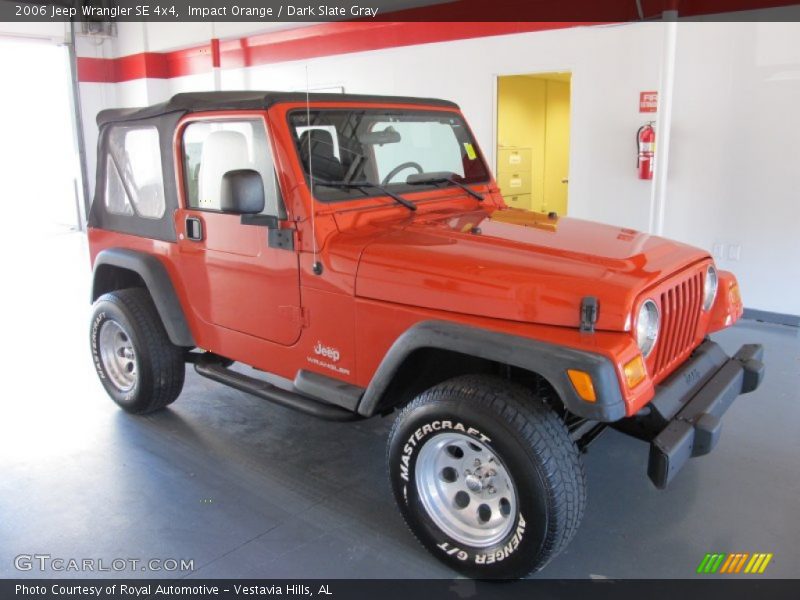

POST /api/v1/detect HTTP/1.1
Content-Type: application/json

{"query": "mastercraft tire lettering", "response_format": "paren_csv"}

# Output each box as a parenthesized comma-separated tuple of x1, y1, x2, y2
(388, 375, 586, 578)
(90, 288, 185, 414)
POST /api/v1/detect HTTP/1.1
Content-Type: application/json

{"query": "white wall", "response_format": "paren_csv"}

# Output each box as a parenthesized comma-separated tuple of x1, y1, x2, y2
(77, 20, 800, 316)
(667, 22, 800, 316)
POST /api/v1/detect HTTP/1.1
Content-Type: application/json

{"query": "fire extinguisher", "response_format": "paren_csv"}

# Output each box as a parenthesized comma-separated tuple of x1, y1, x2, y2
(637, 122, 656, 180)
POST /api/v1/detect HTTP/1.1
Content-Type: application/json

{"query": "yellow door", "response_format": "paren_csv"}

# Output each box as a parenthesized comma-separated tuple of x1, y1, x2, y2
(497, 73, 570, 215)
(543, 80, 570, 216)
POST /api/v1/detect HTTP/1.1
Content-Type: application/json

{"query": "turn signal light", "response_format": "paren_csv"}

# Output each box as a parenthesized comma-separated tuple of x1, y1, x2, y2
(729, 283, 741, 305)
(624, 355, 647, 389)
(567, 369, 596, 403)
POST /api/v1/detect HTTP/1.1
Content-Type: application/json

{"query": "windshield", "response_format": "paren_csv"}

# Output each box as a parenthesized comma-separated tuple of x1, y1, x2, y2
(288, 109, 489, 202)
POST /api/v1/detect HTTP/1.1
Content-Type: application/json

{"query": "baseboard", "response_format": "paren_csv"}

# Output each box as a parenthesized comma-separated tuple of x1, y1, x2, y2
(743, 308, 800, 327)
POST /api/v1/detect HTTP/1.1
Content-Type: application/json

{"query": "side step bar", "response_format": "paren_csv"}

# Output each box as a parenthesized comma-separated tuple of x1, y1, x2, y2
(194, 361, 362, 422)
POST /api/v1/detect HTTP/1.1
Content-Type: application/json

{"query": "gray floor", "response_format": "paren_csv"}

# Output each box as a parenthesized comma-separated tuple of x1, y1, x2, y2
(1, 229, 798, 579)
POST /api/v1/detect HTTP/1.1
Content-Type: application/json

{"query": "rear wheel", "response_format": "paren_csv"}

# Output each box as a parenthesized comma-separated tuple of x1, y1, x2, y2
(387, 375, 586, 579)
(90, 288, 185, 414)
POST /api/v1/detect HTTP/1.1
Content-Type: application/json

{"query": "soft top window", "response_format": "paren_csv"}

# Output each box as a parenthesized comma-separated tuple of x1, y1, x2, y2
(104, 125, 166, 219)
(289, 109, 489, 203)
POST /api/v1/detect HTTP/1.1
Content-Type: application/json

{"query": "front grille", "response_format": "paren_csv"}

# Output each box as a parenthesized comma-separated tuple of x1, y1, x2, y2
(652, 271, 704, 376)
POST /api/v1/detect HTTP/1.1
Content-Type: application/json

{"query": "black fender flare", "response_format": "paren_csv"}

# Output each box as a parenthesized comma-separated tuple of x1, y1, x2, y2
(356, 320, 626, 422)
(91, 248, 195, 347)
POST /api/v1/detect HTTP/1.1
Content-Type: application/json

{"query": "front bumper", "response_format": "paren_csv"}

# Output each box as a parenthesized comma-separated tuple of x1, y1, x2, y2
(644, 340, 764, 489)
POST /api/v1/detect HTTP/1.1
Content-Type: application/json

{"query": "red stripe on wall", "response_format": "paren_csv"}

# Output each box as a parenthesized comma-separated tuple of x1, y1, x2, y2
(76, 21, 586, 83)
(210, 38, 221, 69)
(78, 52, 170, 82)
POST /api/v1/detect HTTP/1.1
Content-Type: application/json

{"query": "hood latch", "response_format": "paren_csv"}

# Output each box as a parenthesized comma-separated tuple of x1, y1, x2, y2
(580, 296, 599, 333)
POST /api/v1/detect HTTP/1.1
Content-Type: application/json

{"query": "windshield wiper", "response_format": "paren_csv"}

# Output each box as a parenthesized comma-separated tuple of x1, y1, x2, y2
(312, 177, 417, 211)
(406, 172, 484, 201)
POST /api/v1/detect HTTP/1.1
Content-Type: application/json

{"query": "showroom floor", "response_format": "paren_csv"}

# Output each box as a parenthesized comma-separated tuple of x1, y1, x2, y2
(1, 229, 797, 579)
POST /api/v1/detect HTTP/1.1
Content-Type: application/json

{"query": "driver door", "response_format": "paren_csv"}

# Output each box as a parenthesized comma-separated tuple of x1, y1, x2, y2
(175, 114, 302, 346)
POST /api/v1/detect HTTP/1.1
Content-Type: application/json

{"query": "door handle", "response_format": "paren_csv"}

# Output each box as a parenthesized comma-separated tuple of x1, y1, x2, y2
(185, 216, 203, 241)
(561, 178, 569, 184)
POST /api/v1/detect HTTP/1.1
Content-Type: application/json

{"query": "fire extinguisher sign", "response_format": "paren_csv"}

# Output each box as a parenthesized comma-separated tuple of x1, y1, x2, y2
(640, 91, 658, 113)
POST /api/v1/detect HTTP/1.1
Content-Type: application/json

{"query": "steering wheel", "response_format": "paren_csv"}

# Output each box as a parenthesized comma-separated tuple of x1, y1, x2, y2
(381, 161, 424, 185)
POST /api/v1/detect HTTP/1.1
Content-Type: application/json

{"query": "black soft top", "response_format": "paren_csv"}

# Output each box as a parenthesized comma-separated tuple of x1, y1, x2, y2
(96, 91, 460, 126)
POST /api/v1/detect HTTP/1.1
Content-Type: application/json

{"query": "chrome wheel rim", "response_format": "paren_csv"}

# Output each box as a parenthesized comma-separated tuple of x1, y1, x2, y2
(98, 320, 138, 392)
(415, 432, 517, 548)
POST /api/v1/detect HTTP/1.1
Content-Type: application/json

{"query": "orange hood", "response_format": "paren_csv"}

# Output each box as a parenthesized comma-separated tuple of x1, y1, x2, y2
(354, 208, 709, 331)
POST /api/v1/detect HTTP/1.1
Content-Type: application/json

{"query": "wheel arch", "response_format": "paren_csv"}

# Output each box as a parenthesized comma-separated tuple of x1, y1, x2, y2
(357, 320, 626, 421)
(92, 248, 195, 348)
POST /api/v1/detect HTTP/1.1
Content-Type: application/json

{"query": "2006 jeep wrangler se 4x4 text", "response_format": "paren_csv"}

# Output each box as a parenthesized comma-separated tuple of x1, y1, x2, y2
(88, 91, 764, 578)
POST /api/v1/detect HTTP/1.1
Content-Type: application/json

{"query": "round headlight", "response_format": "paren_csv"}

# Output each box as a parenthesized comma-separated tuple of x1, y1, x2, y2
(703, 265, 718, 311)
(636, 299, 660, 358)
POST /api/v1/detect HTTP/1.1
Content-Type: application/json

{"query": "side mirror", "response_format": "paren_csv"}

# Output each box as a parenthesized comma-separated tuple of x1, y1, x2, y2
(220, 169, 265, 215)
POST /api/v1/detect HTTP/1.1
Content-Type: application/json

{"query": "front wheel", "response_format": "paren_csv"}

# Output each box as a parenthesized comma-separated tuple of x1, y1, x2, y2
(387, 375, 586, 579)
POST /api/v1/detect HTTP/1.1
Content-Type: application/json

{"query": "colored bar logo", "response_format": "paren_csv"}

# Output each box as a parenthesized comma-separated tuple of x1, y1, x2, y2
(697, 552, 773, 574)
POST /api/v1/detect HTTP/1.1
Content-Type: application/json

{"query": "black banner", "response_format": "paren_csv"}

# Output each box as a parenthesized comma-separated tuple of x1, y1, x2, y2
(4, 579, 800, 600)
(2, 0, 800, 22)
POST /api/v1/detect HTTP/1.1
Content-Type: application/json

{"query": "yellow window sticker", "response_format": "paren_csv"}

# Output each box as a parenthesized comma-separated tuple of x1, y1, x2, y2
(463, 143, 477, 160)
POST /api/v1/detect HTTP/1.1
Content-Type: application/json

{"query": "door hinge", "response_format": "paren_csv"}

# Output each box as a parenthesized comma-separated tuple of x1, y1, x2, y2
(268, 228, 295, 251)
(280, 305, 310, 328)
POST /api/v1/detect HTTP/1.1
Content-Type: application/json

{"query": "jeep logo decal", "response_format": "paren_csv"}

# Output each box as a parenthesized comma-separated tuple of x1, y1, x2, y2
(313, 342, 340, 363)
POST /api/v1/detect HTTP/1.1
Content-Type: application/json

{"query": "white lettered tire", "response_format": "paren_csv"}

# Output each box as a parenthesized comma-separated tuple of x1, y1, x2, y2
(387, 375, 586, 579)
(90, 288, 185, 414)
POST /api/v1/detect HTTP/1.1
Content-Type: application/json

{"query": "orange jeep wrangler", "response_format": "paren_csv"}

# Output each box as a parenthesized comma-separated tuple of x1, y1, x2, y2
(88, 92, 763, 578)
